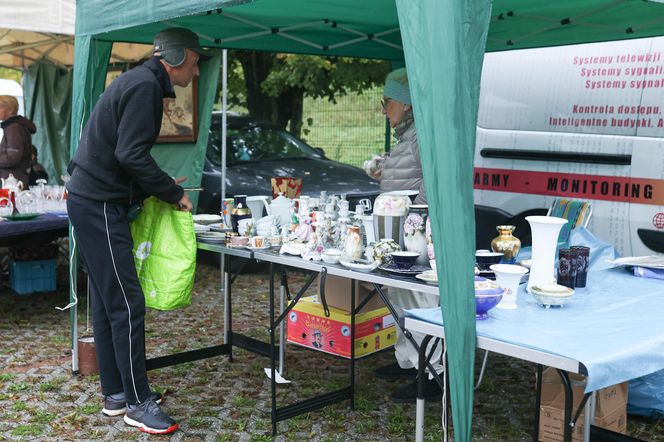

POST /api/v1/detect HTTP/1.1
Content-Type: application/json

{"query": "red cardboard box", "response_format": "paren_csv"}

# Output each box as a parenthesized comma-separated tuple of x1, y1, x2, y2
(287, 295, 395, 359)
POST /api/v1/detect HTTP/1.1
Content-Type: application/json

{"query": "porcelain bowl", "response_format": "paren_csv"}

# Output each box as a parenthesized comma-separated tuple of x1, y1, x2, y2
(474, 277, 504, 320)
(531, 284, 574, 308)
(475, 250, 504, 272)
(322, 248, 342, 264)
(389, 251, 420, 269)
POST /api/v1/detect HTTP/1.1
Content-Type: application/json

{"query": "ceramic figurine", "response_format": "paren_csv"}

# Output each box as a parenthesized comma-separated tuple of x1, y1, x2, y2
(343, 226, 364, 259)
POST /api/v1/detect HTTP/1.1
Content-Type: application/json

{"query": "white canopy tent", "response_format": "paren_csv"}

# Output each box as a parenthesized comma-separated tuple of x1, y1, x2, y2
(0, 0, 151, 69)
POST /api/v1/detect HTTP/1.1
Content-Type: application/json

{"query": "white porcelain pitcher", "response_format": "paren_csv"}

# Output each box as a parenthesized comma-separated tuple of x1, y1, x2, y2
(246, 195, 271, 221)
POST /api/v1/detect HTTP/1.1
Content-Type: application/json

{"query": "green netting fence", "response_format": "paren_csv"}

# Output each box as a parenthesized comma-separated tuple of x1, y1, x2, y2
(301, 86, 387, 168)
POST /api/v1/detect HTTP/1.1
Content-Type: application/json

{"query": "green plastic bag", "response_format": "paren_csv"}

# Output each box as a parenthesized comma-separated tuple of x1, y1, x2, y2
(130, 197, 196, 310)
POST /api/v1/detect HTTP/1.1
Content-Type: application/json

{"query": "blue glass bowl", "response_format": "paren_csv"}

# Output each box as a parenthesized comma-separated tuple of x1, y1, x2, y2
(474, 276, 504, 320)
(475, 292, 504, 320)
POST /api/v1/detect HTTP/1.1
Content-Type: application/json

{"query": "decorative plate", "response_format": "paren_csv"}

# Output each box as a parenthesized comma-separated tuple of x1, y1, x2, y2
(2, 213, 40, 221)
(415, 270, 438, 285)
(379, 263, 430, 276)
(338, 257, 380, 272)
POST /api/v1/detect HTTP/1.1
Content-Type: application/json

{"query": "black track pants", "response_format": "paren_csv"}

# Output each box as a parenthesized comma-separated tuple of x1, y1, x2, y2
(67, 194, 151, 405)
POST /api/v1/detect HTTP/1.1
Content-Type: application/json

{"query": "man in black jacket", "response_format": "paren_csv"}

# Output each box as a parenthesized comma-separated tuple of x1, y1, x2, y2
(66, 27, 209, 435)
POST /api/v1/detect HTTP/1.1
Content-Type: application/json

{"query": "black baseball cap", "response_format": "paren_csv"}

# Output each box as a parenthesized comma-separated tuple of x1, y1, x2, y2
(153, 27, 212, 67)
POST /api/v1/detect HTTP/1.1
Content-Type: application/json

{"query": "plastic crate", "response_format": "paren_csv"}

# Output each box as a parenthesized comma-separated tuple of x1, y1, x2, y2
(10, 259, 57, 295)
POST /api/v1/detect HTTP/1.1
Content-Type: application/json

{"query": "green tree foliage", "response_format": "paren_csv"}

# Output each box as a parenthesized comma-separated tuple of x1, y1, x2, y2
(222, 52, 389, 137)
(0, 67, 21, 83)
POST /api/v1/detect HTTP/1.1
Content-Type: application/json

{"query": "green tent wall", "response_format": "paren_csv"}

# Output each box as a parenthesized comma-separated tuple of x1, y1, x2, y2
(70, 1, 664, 440)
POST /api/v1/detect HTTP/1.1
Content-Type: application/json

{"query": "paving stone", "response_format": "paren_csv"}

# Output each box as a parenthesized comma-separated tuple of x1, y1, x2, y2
(0, 262, 662, 441)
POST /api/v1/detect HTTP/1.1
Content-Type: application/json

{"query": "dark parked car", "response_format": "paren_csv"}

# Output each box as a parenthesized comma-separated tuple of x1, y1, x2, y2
(197, 114, 380, 215)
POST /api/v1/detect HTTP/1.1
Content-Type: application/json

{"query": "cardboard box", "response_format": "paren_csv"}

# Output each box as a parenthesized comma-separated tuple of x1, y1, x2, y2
(287, 295, 395, 359)
(538, 368, 628, 442)
(316, 274, 386, 313)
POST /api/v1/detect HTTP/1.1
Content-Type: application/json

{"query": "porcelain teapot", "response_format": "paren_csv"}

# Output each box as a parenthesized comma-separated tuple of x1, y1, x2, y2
(1, 173, 24, 193)
(269, 192, 292, 227)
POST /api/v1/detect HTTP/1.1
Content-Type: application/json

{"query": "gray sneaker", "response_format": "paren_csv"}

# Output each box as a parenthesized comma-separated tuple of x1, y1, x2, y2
(102, 391, 163, 417)
(123, 399, 178, 434)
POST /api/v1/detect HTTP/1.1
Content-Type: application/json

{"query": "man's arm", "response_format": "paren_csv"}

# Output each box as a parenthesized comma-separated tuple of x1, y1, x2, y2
(114, 81, 184, 205)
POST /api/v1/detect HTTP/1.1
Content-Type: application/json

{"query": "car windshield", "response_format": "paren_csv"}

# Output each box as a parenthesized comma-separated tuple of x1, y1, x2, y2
(207, 123, 322, 165)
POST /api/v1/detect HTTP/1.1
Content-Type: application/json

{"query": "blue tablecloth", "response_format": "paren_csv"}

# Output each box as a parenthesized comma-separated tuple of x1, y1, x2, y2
(0, 213, 69, 246)
(406, 267, 664, 393)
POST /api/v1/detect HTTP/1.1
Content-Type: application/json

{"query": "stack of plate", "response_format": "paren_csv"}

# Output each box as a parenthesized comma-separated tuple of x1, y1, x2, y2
(196, 232, 226, 243)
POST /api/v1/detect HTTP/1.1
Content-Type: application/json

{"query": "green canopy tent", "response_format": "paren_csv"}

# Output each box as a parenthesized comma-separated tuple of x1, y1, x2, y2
(70, 1, 664, 440)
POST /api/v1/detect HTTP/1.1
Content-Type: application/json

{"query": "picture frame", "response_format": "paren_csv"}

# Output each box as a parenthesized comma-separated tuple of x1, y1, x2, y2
(156, 77, 198, 143)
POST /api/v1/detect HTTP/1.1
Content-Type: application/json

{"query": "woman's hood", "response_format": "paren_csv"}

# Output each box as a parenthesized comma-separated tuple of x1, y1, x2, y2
(1, 115, 36, 134)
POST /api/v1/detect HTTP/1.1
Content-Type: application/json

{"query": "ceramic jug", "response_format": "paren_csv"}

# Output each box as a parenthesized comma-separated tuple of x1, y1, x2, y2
(246, 195, 271, 221)
(269, 193, 292, 227)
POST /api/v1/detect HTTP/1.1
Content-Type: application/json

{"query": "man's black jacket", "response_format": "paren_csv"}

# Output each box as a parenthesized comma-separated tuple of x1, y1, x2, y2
(67, 57, 183, 205)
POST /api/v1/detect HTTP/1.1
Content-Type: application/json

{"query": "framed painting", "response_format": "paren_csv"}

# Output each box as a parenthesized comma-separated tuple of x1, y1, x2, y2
(156, 77, 198, 143)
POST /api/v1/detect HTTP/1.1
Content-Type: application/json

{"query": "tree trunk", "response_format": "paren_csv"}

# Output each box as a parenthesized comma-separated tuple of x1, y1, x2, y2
(236, 51, 304, 134)
(237, 52, 278, 123)
(277, 88, 304, 137)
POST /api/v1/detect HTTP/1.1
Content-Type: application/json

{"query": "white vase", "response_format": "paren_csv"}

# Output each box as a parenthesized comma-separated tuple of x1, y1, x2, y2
(404, 230, 428, 265)
(491, 264, 529, 309)
(526, 216, 567, 293)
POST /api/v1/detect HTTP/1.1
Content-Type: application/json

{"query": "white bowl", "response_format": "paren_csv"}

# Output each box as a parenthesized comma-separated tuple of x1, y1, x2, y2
(322, 249, 341, 264)
(531, 283, 574, 308)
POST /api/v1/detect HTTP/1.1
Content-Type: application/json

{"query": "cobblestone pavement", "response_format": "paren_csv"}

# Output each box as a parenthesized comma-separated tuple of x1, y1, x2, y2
(0, 260, 662, 441)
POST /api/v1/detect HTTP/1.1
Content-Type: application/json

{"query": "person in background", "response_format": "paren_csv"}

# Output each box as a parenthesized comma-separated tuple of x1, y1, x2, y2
(66, 27, 209, 435)
(364, 68, 442, 403)
(0, 95, 36, 188)
(27, 145, 49, 185)
(363, 67, 426, 205)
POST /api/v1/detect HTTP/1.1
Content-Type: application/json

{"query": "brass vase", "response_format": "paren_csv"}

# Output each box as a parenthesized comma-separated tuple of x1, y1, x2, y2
(490, 225, 521, 264)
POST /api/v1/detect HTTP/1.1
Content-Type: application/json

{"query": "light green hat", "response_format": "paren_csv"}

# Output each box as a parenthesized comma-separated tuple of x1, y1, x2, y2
(383, 68, 411, 105)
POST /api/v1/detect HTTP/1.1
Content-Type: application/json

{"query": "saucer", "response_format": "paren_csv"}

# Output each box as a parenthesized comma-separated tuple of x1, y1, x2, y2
(379, 263, 430, 276)
(339, 257, 380, 272)
(3, 213, 40, 221)
(245, 244, 271, 251)
(415, 270, 438, 285)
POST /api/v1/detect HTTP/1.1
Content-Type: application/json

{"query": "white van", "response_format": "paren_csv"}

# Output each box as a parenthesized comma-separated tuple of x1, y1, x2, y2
(474, 37, 664, 256)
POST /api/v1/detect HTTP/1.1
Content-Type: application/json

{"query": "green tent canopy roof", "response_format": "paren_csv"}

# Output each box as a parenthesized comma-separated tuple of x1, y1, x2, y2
(77, 0, 664, 59)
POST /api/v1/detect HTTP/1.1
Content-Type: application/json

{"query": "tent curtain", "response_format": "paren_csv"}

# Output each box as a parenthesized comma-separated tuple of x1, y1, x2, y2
(151, 51, 221, 211)
(70, 35, 113, 157)
(23, 63, 73, 185)
(395, 1, 491, 441)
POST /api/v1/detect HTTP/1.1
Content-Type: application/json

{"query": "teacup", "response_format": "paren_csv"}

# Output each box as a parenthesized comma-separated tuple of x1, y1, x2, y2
(230, 236, 249, 247)
(250, 236, 265, 248)
(429, 259, 436, 272)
